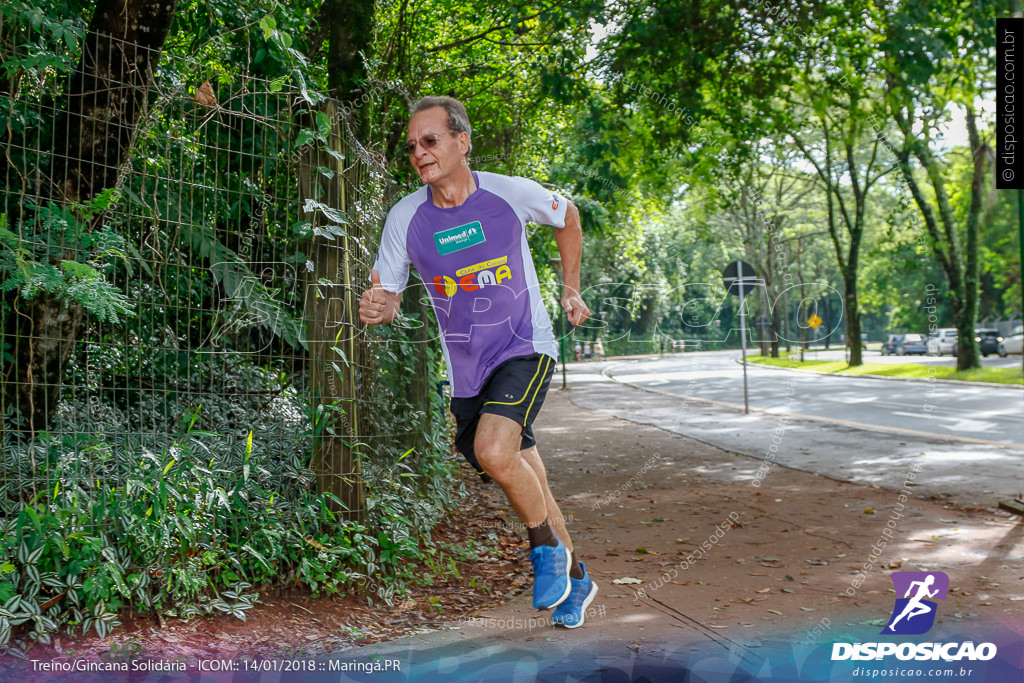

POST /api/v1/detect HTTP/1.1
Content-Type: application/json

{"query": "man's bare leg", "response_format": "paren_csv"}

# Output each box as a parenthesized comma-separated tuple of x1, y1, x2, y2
(474, 412, 585, 615)
(474, 413, 547, 526)
(520, 445, 573, 552)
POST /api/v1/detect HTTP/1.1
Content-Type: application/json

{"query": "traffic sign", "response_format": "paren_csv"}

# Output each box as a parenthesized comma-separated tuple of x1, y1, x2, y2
(722, 260, 759, 296)
(807, 314, 823, 329)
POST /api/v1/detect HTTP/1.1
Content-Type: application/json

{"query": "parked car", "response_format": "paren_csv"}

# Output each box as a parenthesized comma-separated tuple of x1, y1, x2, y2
(998, 326, 1024, 357)
(974, 329, 1003, 357)
(881, 334, 902, 355)
(897, 333, 928, 356)
(927, 328, 958, 356)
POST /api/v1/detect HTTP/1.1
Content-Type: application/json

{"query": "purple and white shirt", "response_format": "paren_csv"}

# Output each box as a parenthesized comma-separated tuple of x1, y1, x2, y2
(372, 171, 567, 397)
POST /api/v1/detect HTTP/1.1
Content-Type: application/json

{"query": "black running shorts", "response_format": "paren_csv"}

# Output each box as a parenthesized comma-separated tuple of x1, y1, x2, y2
(450, 353, 556, 473)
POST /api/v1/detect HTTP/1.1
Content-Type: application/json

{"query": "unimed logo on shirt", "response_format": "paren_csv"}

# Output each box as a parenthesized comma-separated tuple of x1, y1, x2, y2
(434, 221, 485, 255)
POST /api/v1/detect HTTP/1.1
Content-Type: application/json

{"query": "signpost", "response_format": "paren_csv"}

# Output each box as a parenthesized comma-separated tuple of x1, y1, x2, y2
(722, 260, 760, 414)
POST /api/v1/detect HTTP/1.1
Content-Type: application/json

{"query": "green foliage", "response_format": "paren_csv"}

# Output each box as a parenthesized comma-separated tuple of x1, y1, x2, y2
(0, 354, 374, 651)
(0, 1, 89, 84)
(0, 205, 135, 323)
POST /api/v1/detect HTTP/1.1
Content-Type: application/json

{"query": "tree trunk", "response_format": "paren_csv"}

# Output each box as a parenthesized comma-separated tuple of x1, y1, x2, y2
(297, 100, 366, 520)
(2, 0, 177, 436)
(822, 294, 831, 349)
(295, 0, 376, 518)
(770, 295, 783, 358)
(956, 108, 986, 371)
(55, 0, 178, 204)
(844, 273, 862, 366)
(323, 0, 375, 109)
(892, 106, 986, 372)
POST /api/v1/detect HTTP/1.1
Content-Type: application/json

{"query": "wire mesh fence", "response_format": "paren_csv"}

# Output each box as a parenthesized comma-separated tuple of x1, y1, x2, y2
(0, 29, 453, 647)
(2, 30, 333, 481)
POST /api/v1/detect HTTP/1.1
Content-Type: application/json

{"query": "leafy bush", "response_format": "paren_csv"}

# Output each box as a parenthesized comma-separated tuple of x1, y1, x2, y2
(0, 341, 457, 652)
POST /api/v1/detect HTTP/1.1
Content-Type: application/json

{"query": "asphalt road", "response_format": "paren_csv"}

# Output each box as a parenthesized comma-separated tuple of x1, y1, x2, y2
(604, 349, 1024, 448)
(562, 351, 1024, 503)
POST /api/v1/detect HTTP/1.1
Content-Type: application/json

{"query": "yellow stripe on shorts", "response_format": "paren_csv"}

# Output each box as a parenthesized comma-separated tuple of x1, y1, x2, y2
(483, 355, 548, 408)
(522, 355, 553, 425)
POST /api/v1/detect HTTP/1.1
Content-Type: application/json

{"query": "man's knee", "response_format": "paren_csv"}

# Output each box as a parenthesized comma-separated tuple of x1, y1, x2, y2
(475, 442, 518, 479)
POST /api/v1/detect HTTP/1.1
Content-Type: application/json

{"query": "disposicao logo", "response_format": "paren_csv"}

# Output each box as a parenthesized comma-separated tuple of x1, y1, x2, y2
(882, 571, 947, 635)
(434, 221, 485, 255)
(831, 571, 996, 662)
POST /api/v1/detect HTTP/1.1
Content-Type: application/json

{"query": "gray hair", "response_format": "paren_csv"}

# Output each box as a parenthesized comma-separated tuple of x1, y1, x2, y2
(410, 96, 473, 154)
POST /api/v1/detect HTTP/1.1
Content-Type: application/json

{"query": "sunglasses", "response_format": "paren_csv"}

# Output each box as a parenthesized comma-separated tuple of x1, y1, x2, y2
(406, 130, 457, 154)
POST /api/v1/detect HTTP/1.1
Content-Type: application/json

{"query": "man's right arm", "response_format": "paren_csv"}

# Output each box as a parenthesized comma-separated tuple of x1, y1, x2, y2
(364, 199, 415, 325)
(359, 268, 403, 325)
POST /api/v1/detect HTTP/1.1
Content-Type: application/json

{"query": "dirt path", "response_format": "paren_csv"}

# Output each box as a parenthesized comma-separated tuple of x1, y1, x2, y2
(348, 386, 1024, 679)
(536, 388, 1024, 640)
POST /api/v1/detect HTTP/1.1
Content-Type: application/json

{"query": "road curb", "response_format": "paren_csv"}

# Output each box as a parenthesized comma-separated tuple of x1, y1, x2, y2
(737, 357, 1024, 389)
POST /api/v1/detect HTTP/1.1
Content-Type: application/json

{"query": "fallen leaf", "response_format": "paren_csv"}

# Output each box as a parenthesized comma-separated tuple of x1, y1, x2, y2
(195, 80, 217, 106)
(612, 577, 644, 585)
(767, 609, 784, 616)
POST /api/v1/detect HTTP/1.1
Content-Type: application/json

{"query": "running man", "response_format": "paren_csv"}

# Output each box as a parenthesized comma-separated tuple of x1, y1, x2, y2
(888, 575, 939, 630)
(358, 96, 597, 628)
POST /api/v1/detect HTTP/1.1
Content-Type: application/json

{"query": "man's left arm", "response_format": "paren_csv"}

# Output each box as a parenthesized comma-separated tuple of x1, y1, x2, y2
(555, 201, 591, 326)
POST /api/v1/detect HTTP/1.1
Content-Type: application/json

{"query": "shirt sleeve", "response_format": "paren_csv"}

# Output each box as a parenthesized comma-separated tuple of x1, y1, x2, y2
(506, 175, 569, 228)
(371, 206, 413, 293)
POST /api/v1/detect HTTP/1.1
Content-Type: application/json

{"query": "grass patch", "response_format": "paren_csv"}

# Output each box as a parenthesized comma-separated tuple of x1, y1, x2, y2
(747, 355, 1024, 385)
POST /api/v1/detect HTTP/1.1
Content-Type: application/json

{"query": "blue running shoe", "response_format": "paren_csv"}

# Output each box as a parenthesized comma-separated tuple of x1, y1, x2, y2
(551, 563, 598, 628)
(530, 538, 572, 610)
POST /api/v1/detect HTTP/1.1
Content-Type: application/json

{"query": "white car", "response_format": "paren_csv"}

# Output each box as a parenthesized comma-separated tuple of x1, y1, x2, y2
(927, 328, 958, 356)
(998, 326, 1024, 357)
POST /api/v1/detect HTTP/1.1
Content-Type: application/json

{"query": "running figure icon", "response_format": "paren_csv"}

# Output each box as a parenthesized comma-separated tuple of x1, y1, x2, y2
(887, 575, 938, 630)
(881, 571, 949, 635)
